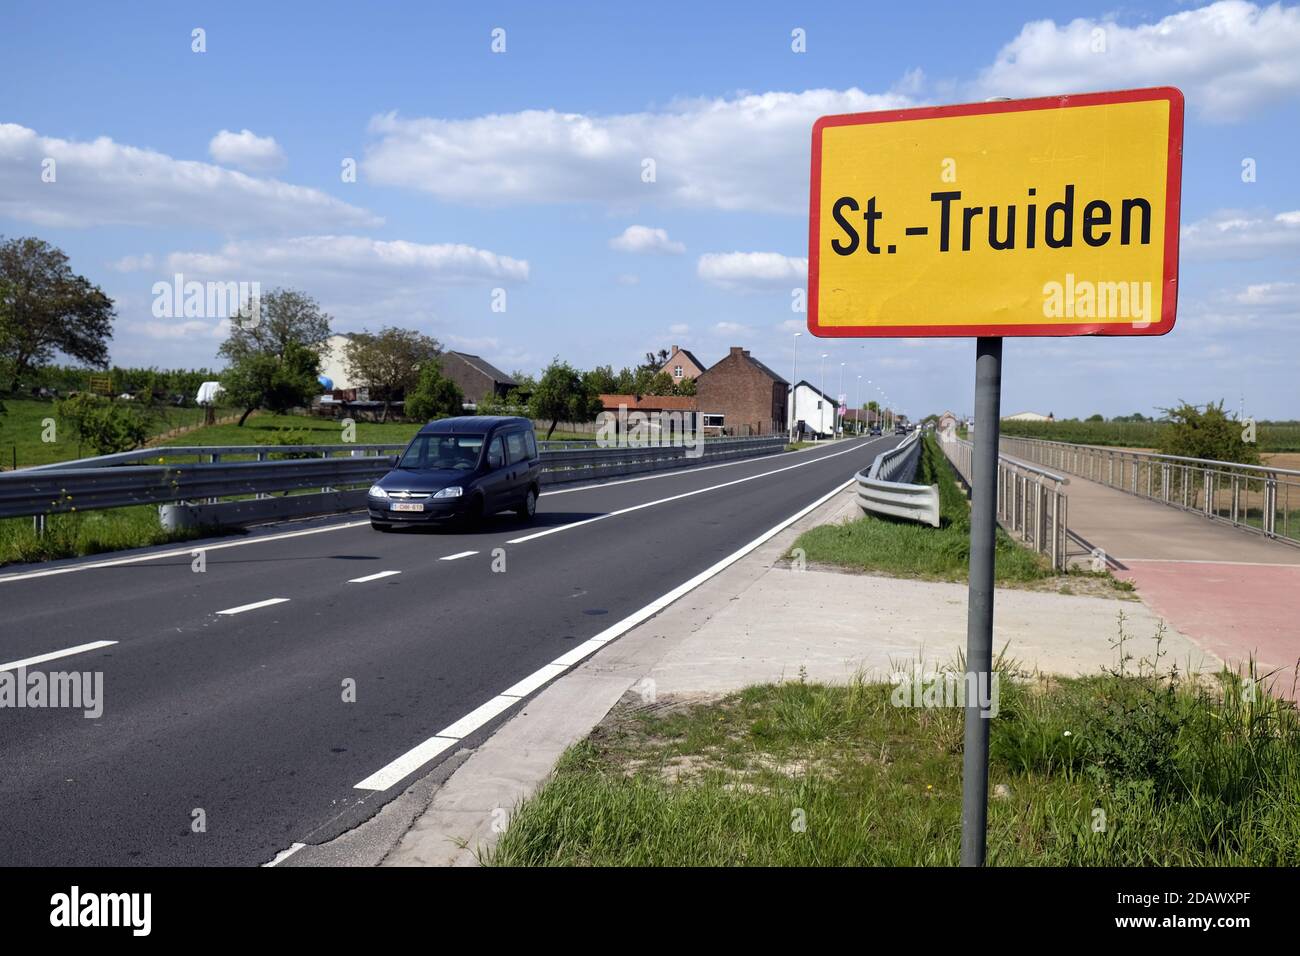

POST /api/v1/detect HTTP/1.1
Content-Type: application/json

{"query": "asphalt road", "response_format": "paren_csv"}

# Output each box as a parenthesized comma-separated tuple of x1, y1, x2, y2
(0, 436, 896, 865)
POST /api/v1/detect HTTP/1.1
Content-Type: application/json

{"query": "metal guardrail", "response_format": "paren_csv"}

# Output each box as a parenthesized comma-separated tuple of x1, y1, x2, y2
(942, 436, 1070, 570)
(1000, 436, 1300, 549)
(854, 431, 940, 527)
(1, 436, 789, 529)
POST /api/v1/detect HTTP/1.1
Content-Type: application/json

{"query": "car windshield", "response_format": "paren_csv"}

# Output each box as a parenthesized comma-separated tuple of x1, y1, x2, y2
(398, 434, 484, 470)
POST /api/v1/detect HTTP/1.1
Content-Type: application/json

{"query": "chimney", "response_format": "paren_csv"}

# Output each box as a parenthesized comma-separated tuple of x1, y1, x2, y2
(729, 346, 744, 357)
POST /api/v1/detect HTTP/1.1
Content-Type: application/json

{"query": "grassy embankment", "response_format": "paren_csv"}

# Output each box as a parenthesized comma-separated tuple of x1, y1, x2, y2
(791, 433, 1060, 585)
(488, 648, 1300, 866)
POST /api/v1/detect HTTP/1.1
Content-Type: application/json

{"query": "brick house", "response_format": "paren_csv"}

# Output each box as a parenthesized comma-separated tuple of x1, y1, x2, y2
(658, 345, 706, 385)
(694, 347, 790, 436)
(439, 351, 519, 406)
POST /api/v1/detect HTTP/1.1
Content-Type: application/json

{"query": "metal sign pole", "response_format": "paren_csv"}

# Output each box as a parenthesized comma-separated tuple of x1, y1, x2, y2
(961, 335, 1002, 866)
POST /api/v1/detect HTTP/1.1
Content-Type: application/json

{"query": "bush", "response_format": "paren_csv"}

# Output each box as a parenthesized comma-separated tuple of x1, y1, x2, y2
(55, 393, 152, 455)
(405, 361, 464, 422)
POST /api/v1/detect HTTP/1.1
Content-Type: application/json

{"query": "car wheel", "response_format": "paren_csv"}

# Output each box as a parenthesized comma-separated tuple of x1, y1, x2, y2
(371, 521, 392, 532)
(516, 486, 538, 521)
(461, 494, 485, 529)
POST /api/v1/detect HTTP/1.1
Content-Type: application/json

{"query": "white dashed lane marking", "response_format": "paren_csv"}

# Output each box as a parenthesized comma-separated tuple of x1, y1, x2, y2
(216, 598, 290, 616)
(347, 570, 402, 583)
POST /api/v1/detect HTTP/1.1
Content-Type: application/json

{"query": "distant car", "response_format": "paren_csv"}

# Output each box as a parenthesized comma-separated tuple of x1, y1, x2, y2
(869, 426, 883, 436)
(367, 416, 541, 531)
(894, 425, 908, 435)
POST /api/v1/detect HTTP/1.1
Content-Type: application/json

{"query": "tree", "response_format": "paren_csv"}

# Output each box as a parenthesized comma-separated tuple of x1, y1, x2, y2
(343, 327, 441, 422)
(217, 288, 330, 425)
(217, 288, 331, 367)
(1086, 413, 1105, 422)
(405, 359, 465, 422)
(1157, 399, 1260, 465)
(0, 237, 114, 390)
(530, 358, 602, 439)
(55, 393, 151, 455)
(220, 342, 321, 425)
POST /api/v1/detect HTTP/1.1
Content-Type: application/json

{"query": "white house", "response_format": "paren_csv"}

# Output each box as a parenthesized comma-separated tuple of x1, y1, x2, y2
(317, 333, 357, 391)
(787, 380, 837, 437)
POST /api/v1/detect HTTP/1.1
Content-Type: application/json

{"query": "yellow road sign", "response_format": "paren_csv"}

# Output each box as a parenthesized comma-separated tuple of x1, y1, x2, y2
(808, 87, 1183, 337)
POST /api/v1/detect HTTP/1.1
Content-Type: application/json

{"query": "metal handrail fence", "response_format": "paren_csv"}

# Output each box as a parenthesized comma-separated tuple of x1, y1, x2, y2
(1000, 436, 1300, 549)
(942, 436, 1070, 570)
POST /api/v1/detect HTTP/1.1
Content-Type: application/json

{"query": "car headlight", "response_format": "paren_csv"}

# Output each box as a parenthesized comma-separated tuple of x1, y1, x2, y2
(432, 486, 463, 499)
(368, 485, 388, 498)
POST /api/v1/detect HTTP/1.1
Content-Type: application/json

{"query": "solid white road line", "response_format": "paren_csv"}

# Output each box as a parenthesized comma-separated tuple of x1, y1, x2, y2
(507, 440, 871, 545)
(354, 736, 460, 792)
(440, 551, 478, 561)
(352, 473, 857, 792)
(216, 597, 290, 616)
(347, 570, 402, 583)
(262, 843, 306, 867)
(0, 640, 118, 673)
(539, 436, 881, 497)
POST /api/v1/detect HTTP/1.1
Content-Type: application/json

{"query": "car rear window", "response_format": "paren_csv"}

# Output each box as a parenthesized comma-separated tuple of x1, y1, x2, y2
(399, 434, 484, 470)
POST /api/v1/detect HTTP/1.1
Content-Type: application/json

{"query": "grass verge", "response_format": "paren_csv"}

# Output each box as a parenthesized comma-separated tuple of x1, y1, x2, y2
(0, 505, 221, 567)
(487, 639, 1300, 866)
(792, 433, 1051, 584)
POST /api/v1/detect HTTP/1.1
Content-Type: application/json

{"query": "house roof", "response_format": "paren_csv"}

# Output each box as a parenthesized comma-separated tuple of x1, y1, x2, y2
(744, 354, 789, 386)
(792, 379, 836, 403)
(665, 346, 705, 371)
(599, 393, 699, 411)
(703, 347, 788, 385)
(445, 351, 518, 387)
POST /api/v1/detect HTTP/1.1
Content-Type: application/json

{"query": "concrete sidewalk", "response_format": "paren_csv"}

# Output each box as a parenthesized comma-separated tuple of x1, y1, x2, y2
(363, 487, 1215, 868)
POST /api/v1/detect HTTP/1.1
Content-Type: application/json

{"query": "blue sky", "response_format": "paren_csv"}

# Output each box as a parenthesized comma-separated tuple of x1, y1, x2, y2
(2, 0, 1297, 419)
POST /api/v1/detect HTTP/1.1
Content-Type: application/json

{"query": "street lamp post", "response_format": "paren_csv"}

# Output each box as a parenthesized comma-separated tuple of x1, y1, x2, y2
(838, 362, 845, 438)
(789, 332, 802, 439)
(856, 375, 862, 435)
(819, 353, 828, 440)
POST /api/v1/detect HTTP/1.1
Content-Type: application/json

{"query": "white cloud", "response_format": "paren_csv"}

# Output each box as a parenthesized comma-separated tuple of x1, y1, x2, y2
(0, 123, 379, 231)
(697, 251, 807, 289)
(208, 128, 287, 172)
(110, 253, 155, 272)
(1181, 208, 1300, 257)
(1234, 281, 1299, 306)
(975, 1, 1300, 121)
(162, 235, 528, 285)
(668, 322, 691, 335)
(123, 319, 229, 341)
(361, 87, 913, 214)
(616, 273, 641, 285)
(609, 225, 685, 254)
(713, 321, 754, 337)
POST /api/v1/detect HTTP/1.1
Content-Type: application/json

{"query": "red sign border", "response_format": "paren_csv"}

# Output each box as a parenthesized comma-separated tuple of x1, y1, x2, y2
(807, 86, 1184, 338)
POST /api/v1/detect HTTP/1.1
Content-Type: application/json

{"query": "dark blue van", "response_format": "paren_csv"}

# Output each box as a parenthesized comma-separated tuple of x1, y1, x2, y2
(367, 416, 541, 531)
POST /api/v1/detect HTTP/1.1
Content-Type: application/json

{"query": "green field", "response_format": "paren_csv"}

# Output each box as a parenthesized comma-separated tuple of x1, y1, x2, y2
(0, 398, 217, 469)
(488, 659, 1300, 866)
(1000, 418, 1300, 453)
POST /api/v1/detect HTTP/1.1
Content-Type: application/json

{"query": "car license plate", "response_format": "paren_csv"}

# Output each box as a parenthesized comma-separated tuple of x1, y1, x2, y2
(391, 502, 424, 512)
